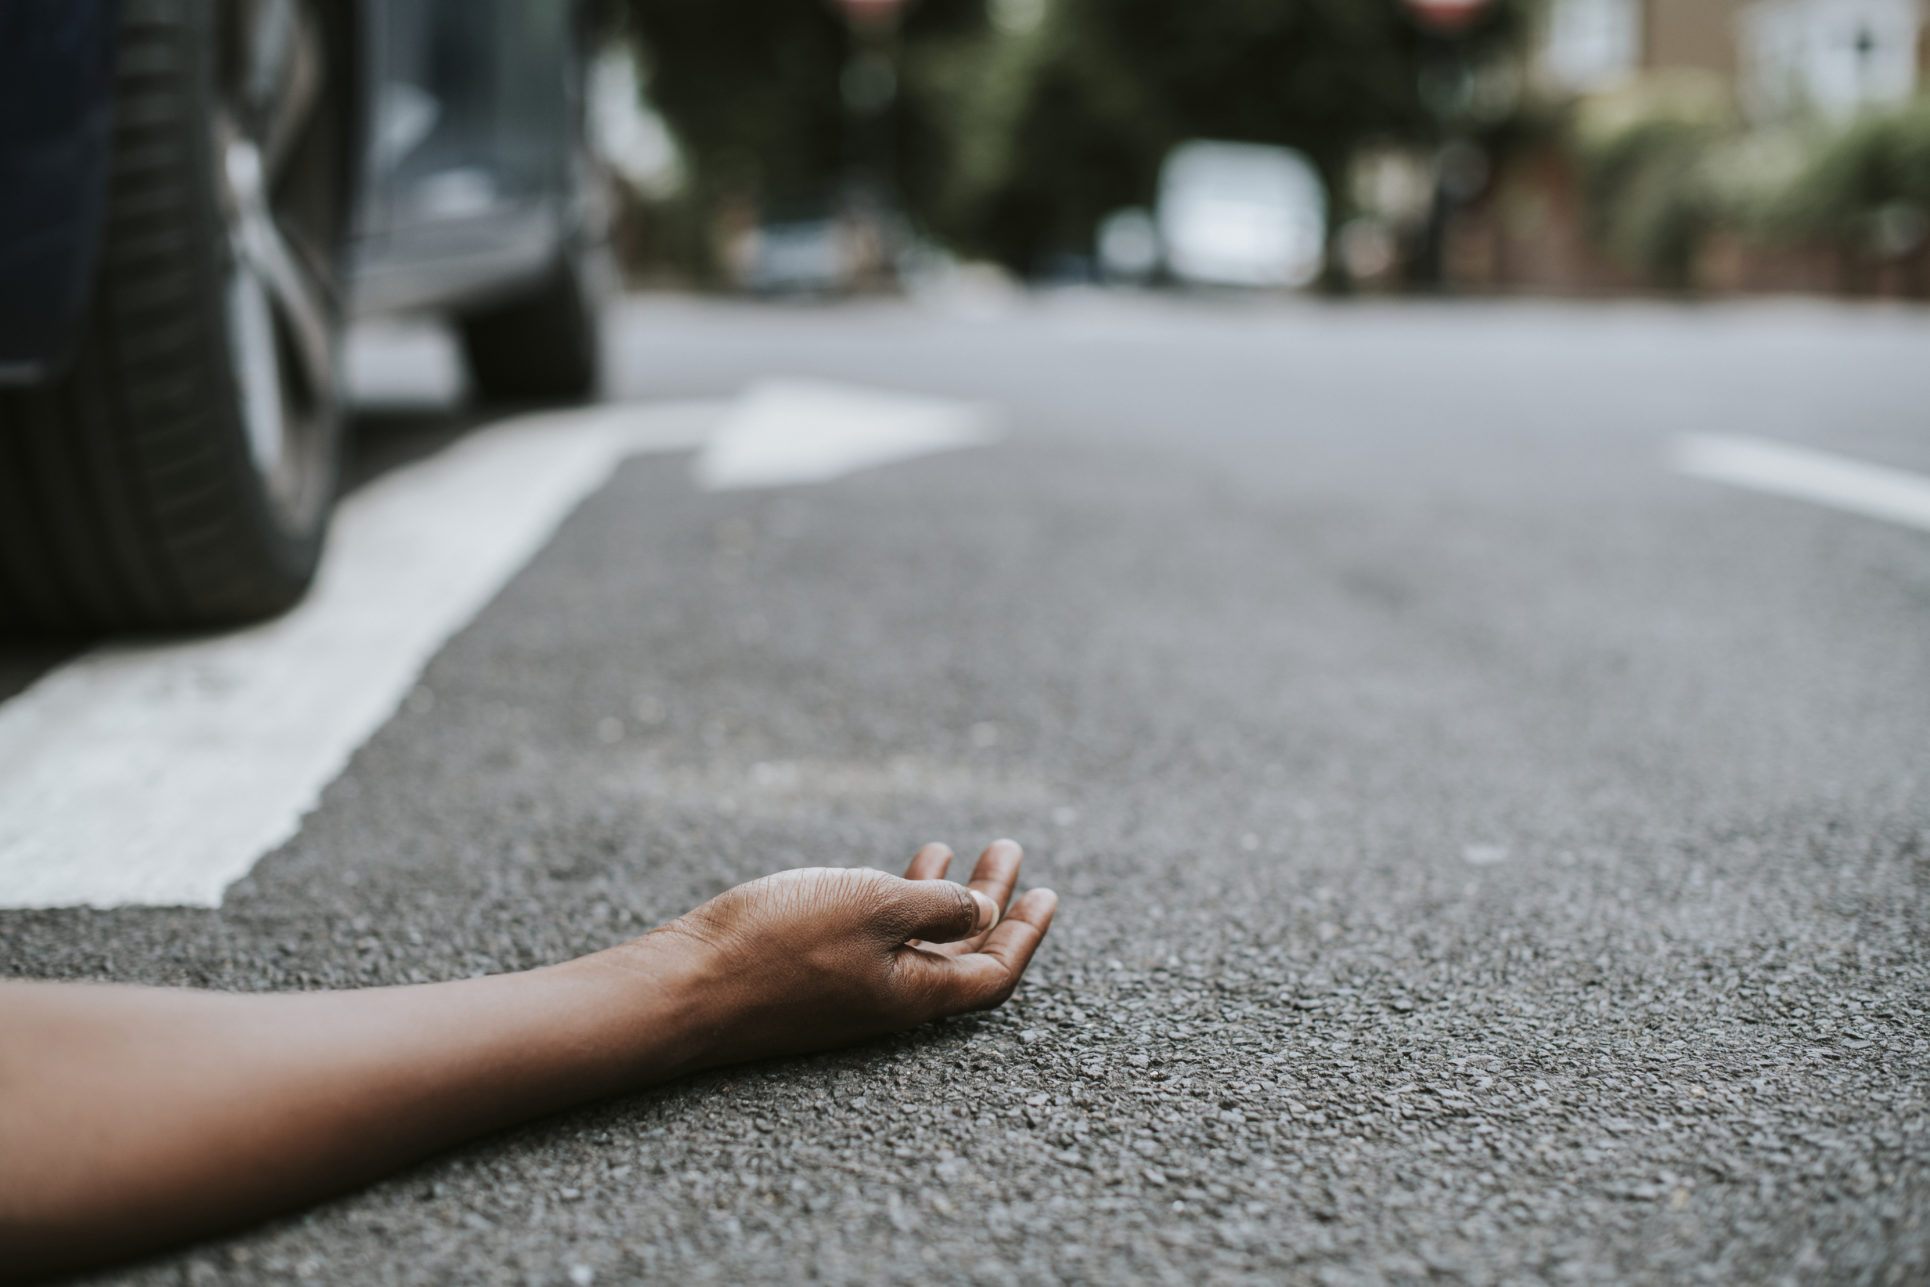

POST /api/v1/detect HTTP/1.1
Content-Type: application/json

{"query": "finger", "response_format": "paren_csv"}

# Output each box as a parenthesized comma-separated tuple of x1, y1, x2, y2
(903, 843, 954, 883)
(977, 887, 1056, 979)
(916, 888, 1059, 1014)
(965, 839, 1024, 922)
(902, 846, 955, 946)
(920, 840, 1024, 958)
(879, 875, 997, 945)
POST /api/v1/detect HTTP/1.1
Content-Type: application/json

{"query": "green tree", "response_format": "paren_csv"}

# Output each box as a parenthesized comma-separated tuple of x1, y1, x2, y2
(622, 0, 990, 274)
(621, 0, 1522, 276)
(945, 0, 1520, 270)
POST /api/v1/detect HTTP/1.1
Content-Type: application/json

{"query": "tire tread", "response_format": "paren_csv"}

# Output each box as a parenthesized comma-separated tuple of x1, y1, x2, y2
(0, 0, 342, 635)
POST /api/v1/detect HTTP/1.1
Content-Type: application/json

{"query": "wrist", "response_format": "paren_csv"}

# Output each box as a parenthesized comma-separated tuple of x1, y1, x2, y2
(559, 926, 736, 1084)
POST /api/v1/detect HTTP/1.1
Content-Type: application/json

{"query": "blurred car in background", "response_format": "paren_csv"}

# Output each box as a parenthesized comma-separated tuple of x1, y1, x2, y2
(745, 217, 856, 296)
(732, 187, 907, 297)
(0, 0, 606, 633)
(1157, 140, 1328, 290)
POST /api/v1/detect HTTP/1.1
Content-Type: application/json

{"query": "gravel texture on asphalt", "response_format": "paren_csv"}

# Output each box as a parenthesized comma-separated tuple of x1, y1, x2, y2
(4, 302, 1929, 1286)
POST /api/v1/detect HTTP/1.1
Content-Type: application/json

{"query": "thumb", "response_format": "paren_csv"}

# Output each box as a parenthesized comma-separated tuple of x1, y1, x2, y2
(881, 877, 999, 944)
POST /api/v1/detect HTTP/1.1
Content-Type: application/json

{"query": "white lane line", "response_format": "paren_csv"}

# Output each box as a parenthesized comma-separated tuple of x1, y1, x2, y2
(1672, 434, 1930, 534)
(695, 379, 1000, 491)
(0, 400, 724, 910)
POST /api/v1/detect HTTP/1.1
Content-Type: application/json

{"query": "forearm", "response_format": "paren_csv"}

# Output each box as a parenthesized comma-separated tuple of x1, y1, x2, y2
(0, 848, 1055, 1282)
(0, 939, 704, 1278)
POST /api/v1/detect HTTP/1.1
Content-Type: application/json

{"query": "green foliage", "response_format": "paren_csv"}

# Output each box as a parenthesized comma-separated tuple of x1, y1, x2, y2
(1568, 71, 1731, 288)
(626, 0, 847, 203)
(1695, 129, 1814, 242)
(1567, 77, 1930, 287)
(620, 0, 1532, 276)
(620, 0, 989, 276)
(1776, 98, 1930, 250)
(946, 0, 1525, 269)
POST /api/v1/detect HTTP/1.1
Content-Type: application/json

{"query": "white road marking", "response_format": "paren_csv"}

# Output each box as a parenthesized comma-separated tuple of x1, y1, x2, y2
(1672, 434, 1930, 534)
(0, 401, 723, 910)
(0, 377, 1009, 911)
(695, 379, 1000, 491)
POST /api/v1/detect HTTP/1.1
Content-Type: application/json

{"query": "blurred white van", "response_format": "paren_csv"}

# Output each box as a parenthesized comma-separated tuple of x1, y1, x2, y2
(1157, 141, 1328, 288)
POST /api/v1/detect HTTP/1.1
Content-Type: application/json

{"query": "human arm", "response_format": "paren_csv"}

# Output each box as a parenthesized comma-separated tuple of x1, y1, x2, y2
(0, 841, 1055, 1280)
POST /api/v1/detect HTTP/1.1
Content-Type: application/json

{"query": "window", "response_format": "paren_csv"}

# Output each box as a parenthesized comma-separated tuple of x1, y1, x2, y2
(1741, 0, 1923, 119)
(1544, 0, 1644, 92)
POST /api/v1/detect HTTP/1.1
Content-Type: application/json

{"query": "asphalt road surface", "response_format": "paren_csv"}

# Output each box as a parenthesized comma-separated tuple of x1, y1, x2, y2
(4, 294, 1929, 1286)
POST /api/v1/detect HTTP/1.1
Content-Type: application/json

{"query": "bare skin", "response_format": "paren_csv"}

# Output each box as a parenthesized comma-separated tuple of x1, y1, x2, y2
(0, 841, 1056, 1282)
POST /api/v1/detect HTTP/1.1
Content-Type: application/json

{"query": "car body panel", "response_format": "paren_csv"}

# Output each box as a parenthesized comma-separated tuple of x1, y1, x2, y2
(0, 0, 121, 383)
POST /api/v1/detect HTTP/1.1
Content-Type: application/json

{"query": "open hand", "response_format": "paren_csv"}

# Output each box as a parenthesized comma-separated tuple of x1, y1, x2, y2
(635, 840, 1057, 1070)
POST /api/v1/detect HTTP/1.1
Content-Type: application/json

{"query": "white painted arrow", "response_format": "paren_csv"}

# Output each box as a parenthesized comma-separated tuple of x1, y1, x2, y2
(694, 379, 1001, 492)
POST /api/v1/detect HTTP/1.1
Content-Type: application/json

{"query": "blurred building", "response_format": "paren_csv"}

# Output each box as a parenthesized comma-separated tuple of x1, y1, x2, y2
(1541, 0, 1927, 116)
(1429, 0, 1930, 296)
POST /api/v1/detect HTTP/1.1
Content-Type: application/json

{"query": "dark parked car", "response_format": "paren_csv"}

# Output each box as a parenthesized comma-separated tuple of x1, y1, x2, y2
(0, 0, 606, 631)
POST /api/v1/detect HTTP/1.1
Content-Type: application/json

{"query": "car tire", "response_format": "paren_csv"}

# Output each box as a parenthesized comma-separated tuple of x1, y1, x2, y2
(0, 0, 350, 634)
(457, 235, 605, 404)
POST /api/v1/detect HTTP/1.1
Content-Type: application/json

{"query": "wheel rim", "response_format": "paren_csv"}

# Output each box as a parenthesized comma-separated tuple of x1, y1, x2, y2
(214, 0, 337, 533)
